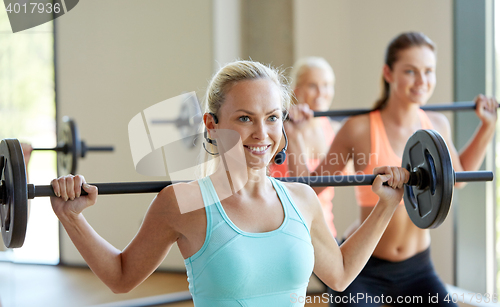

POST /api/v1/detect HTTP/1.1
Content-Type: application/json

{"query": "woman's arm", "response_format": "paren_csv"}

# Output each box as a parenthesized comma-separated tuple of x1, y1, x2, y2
(307, 166, 408, 291)
(457, 95, 497, 171)
(430, 95, 497, 187)
(51, 175, 182, 293)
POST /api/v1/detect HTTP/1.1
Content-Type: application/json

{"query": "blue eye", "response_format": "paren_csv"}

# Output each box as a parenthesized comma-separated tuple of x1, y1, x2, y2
(405, 70, 415, 75)
(269, 115, 279, 122)
(239, 116, 250, 122)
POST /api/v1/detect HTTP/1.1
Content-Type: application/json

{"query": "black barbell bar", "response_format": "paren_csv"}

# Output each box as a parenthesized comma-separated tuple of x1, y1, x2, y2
(32, 144, 114, 156)
(0, 129, 496, 248)
(26, 171, 493, 199)
(314, 101, 500, 118)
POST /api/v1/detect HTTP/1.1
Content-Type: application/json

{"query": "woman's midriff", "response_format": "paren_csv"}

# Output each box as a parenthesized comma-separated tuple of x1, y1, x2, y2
(360, 205, 431, 262)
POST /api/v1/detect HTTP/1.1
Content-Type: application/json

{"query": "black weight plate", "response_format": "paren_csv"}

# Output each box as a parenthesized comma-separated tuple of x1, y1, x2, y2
(57, 117, 81, 176)
(0, 139, 28, 248)
(402, 129, 454, 229)
(426, 129, 454, 227)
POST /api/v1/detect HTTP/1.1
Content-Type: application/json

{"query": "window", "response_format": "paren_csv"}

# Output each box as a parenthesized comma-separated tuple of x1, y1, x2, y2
(496, 0, 500, 295)
(0, 9, 58, 264)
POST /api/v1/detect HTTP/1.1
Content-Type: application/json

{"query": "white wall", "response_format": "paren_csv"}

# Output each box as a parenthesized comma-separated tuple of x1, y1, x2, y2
(213, 0, 242, 71)
(294, 0, 455, 284)
(56, 0, 213, 269)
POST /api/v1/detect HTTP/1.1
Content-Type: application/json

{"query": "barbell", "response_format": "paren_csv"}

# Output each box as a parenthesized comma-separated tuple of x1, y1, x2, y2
(0, 129, 494, 248)
(149, 100, 497, 134)
(31, 117, 114, 176)
(150, 94, 202, 148)
(314, 101, 500, 118)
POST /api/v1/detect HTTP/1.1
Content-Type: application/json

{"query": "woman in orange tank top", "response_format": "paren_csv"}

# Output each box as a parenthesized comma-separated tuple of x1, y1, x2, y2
(289, 32, 497, 306)
(269, 57, 340, 237)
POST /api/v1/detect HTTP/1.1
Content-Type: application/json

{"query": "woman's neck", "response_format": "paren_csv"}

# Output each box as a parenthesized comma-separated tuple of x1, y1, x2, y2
(210, 165, 269, 198)
(381, 96, 422, 127)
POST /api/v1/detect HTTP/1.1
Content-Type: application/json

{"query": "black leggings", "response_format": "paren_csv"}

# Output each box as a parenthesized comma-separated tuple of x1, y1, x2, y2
(329, 248, 457, 306)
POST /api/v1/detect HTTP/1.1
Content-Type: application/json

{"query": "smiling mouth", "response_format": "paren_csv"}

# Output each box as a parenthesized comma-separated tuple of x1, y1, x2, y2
(411, 90, 427, 96)
(244, 145, 271, 154)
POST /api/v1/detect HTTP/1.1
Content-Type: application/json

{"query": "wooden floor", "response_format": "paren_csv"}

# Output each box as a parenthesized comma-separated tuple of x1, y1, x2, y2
(0, 262, 327, 306)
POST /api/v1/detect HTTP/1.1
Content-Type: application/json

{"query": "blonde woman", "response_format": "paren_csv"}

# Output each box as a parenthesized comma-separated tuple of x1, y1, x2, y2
(270, 57, 339, 237)
(51, 60, 409, 307)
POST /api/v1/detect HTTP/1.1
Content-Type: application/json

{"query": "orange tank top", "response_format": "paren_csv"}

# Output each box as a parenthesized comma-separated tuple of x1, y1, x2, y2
(354, 110, 434, 207)
(270, 117, 337, 237)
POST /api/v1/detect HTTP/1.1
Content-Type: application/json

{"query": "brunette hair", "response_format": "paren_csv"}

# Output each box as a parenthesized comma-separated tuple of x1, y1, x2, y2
(373, 32, 436, 110)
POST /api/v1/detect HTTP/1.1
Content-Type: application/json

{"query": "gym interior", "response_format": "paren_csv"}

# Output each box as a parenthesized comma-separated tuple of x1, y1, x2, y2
(0, 0, 498, 306)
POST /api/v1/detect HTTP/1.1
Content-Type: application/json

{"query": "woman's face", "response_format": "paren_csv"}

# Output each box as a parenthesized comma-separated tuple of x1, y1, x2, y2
(294, 67, 335, 111)
(212, 78, 283, 170)
(385, 46, 436, 106)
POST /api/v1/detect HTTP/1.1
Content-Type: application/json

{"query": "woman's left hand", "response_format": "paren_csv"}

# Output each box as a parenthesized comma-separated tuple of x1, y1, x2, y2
(475, 94, 498, 126)
(287, 104, 313, 125)
(284, 104, 314, 139)
(372, 166, 409, 206)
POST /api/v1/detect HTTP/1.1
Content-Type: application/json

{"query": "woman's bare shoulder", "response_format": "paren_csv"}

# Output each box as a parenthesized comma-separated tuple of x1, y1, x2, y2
(425, 111, 451, 134)
(281, 180, 316, 195)
(280, 182, 322, 212)
(340, 113, 370, 135)
(333, 114, 370, 147)
(153, 180, 207, 255)
(155, 180, 205, 220)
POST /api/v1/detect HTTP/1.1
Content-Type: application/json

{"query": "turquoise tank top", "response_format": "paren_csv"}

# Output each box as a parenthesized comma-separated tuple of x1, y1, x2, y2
(184, 176, 315, 307)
